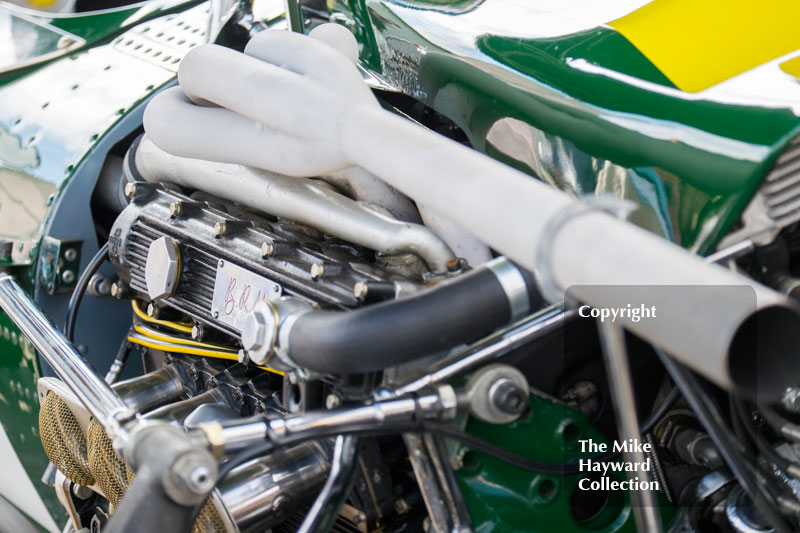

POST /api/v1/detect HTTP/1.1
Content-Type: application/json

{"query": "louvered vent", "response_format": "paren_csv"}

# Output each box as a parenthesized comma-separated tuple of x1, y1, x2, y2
(761, 136, 800, 227)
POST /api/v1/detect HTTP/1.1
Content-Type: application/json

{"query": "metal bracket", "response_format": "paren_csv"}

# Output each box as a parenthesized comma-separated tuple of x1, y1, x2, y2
(38, 236, 82, 295)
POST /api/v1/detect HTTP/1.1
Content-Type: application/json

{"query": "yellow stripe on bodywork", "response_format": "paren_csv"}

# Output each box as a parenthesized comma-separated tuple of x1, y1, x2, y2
(610, 0, 800, 93)
(781, 57, 800, 81)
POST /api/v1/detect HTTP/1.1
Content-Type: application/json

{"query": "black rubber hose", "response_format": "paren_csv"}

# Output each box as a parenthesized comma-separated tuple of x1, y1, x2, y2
(64, 242, 110, 342)
(288, 261, 540, 374)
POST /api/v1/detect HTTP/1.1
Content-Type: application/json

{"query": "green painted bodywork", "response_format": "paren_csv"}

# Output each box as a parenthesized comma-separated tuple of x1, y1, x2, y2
(451, 394, 678, 532)
(330, 0, 800, 253)
(0, 2, 203, 525)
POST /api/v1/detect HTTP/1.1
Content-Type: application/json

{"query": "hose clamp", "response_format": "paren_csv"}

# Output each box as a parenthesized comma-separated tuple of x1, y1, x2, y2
(534, 194, 636, 303)
(486, 257, 530, 322)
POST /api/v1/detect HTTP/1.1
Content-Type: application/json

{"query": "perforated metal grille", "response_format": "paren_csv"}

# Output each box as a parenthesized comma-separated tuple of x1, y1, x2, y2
(193, 500, 228, 533)
(39, 391, 95, 486)
(87, 418, 133, 506)
(41, 391, 231, 532)
(761, 136, 800, 227)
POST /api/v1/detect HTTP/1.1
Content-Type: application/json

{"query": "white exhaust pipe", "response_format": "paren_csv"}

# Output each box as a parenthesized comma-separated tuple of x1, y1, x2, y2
(143, 26, 800, 398)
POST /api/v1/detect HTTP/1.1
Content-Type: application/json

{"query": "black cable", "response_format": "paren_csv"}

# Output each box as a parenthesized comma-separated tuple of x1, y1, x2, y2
(105, 335, 133, 384)
(640, 386, 681, 435)
(734, 400, 792, 474)
(653, 347, 792, 533)
(64, 242, 110, 342)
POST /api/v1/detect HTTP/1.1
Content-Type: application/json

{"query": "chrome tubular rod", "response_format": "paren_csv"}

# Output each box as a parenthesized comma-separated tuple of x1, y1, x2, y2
(0, 274, 134, 443)
(297, 435, 360, 533)
(597, 321, 662, 533)
(390, 304, 572, 398)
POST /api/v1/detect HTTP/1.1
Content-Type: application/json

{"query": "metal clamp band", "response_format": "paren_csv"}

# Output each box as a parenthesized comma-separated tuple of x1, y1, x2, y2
(486, 257, 530, 322)
(534, 194, 636, 303)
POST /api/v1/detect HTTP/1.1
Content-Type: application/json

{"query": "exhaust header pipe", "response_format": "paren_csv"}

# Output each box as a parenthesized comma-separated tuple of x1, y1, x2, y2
(143, 26, 800, 399)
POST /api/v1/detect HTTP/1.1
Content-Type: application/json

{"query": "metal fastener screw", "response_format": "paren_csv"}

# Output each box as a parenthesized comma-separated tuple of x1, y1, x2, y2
(261, 241, 274, 258)
(61, 270, 75, 284)
(146, 302, 159, 318)
(110, 282, 123, 298)
(213, 310, 219, 318)
(490, 378, 527, 415)
(213, 221, 227, 237)
(124, 182, 137, 198)
(394, 498, 410, 515)
(169, 202, 182, 218)
(237, 349, 250, 364)
(188, 465, 213, 493)
(325, 394, 340, 409)
(310, 263, 325, 281)
(353, 282, 369, 301)
(191, 323, 204, 341)
(218, 259, 224, 267)
(64, 248, 77, 262)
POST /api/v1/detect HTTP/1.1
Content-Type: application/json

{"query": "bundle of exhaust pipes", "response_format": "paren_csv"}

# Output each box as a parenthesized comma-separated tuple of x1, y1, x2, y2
(2, 21, 800, 533)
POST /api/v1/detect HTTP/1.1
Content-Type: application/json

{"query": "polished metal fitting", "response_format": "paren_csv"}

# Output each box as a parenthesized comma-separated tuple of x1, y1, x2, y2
(240, 297, 312, 367)
(466, 364, 529, 424)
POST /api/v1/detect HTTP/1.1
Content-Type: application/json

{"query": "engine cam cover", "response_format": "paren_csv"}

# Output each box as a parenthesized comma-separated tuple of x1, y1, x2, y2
(109, 183, 418, 336)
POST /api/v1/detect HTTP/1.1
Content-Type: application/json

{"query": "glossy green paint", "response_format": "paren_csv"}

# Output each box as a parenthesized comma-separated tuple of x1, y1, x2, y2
(0, 2, 209, 523)
(451, 394, 677, 533)
(329, 0, 800, 253)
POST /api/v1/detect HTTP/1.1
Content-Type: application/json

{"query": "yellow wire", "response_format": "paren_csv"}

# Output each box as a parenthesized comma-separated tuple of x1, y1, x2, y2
(128, 333, 284, 376)
(131, 300, 193, 334)
(133, 324, 235, 352)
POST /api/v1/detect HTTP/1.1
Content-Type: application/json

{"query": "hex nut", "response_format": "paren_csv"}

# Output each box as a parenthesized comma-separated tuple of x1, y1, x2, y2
(261, 241, 274, 258)
(213, 221, 227, 237)
(169, 202, 182, 218)
(145, 236, 181, 300)
(61, 270, 76, 284)
(353, 282, 369, 301)
(124, 182, 137, 198)
(241, 312, 268, 352)
(310, 263, 324, 281)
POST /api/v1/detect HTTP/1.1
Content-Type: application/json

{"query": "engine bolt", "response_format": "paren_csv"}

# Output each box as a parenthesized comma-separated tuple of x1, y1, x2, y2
(213, 221, 227, 237)
(61, 270, 76, 284)
(310, 263, 324, 281)
(353, 282, 369, 301)
(169, 201, 182, 218)
(490, 379, 527, 415)
(325, 394, 340, 409)
(237, 349, 249, 364)
(124, 182, 137, 198)
(191, 323, 204, 341)
(146, 302, 160, 318)
(260, 241, 274, 258)
(188, 465, 213, 493)
(110, 282, 124, 298)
